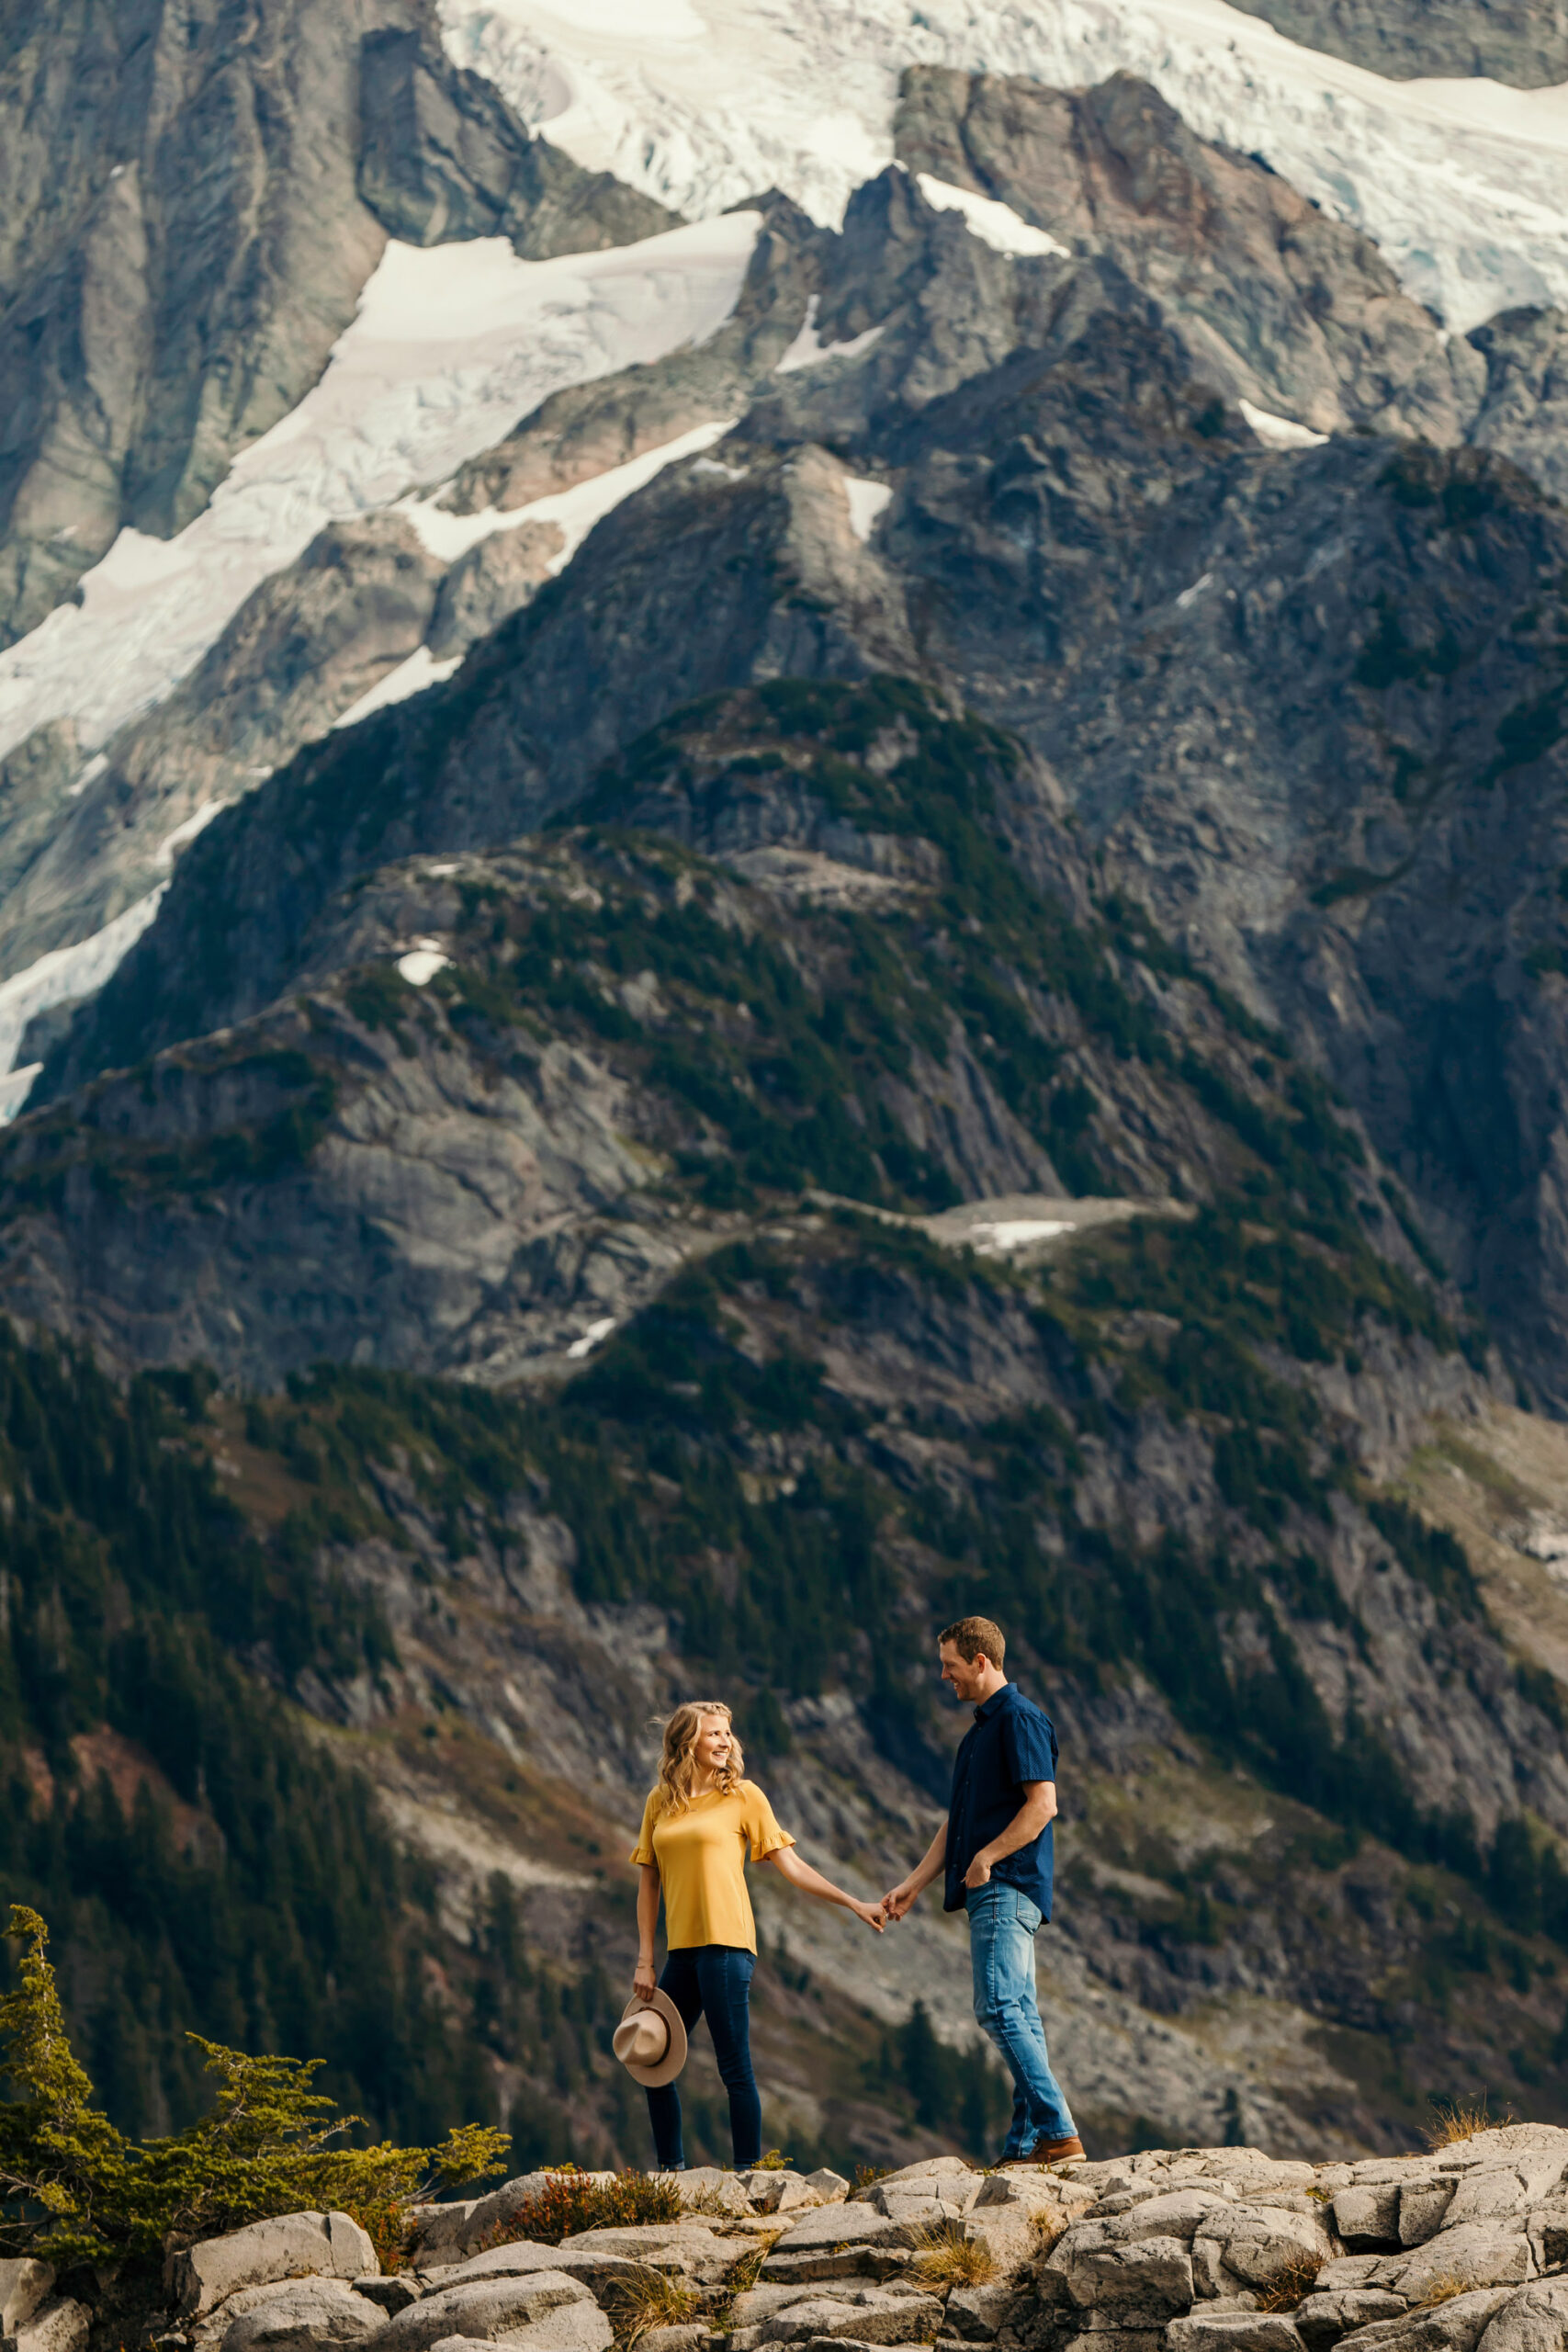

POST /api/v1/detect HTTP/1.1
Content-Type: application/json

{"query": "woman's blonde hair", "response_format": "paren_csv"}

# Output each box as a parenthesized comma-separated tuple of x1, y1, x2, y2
(654, 1701, 746, 1817)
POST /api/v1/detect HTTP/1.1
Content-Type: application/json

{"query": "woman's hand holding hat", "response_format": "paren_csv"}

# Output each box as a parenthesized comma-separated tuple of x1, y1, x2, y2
(632, 1958, 657, 2003)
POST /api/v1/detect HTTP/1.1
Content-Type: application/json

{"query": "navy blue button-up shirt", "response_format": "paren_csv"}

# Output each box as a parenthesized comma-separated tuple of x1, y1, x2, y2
(943, 1681, 1058, 1917)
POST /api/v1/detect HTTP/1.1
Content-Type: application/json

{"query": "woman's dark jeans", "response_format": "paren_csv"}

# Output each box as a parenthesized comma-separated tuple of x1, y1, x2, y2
(646, 1944, 761, 2169)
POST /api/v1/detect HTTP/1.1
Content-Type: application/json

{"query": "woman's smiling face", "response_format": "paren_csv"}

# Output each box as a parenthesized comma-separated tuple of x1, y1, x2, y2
(693, 1713, 732, 1779)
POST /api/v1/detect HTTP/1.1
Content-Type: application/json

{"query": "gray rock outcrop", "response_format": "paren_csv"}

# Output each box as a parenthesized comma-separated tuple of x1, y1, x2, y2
(355, 28, 674, 255)
(0, 0, 680, 648)
(1219, 0, 1568, 86)
(168, 2211, 379, 2315)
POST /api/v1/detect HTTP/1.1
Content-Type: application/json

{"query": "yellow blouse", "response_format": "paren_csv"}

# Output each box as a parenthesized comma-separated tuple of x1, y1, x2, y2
(630, 1780, 795, 1952)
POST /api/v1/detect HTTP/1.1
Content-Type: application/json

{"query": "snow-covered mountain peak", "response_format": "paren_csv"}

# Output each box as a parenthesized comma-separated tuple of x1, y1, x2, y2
(444, 0, 1568, 327)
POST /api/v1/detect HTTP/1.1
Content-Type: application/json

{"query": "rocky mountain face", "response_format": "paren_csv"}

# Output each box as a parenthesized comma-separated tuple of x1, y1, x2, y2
(0, 0, 669, 650)
(31, 70, 1568, 1409)
(7, 6, 1568, 2178)
(1224, 0, 1568, 86)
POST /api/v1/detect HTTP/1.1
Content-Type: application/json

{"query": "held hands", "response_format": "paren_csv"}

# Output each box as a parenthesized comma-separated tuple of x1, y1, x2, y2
(881, 1880, 918, 1922)
(851, 1897, 886, 1933)
(633, 1959, 658, 2003)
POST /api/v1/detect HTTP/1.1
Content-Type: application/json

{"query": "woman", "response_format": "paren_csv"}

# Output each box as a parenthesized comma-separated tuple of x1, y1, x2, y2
(628, 1700, 885, 2170)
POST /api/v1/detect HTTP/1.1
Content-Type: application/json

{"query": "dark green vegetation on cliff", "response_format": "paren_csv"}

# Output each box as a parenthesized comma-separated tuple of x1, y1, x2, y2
(5, 684, 1568, 2160)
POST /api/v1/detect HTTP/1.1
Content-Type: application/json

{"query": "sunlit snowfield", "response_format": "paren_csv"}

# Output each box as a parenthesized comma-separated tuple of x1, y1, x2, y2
(443, 0, 1568, 328)
(2, 0, 1568, 1071)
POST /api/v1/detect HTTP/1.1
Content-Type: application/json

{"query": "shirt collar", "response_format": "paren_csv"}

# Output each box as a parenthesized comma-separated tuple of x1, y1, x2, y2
(975, 1681, 1012, 1723)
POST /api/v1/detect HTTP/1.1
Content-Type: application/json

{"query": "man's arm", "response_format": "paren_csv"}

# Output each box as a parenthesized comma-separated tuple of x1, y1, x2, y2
(963, 1781, 1055, 1889)
(883, 1817, 947, 1920)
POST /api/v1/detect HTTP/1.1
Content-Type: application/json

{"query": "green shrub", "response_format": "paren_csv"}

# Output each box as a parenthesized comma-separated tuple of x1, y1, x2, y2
(0, 1907, 508, 2260)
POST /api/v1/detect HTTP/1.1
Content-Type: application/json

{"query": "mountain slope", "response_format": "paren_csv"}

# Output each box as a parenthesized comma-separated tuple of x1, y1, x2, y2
(27, 83, 1568, 1408)
(0, 0, 671, 649)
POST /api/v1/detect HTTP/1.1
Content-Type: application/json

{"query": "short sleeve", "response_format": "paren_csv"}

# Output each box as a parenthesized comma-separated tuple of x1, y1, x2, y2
(741, 1781, 795, 1862)
(629, 1788, 660, 1867)
(1001, 1702, 1057, 1788)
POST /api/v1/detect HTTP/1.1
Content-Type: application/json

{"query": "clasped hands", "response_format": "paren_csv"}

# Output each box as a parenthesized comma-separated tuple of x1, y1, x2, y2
(883, 1851, 991, 1922)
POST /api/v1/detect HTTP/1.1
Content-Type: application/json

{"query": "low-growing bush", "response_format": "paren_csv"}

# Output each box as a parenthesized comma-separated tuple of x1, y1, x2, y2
(0, 1906, 508, 2261)
(483, 2168, 684, 2247)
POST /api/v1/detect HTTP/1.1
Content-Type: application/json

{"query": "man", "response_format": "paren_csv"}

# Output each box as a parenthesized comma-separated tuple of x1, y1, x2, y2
(883, 1614, 1082, 2165)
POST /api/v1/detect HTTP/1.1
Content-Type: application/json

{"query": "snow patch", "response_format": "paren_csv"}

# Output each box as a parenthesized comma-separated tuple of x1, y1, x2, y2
(843, 477, 892, 542)
(965, 1218, 1074, 1252)
(915, 173, 1069, 257)
(400, 418, 736, 570)
(442, 0, 1568, 330)
(566, 1316, 617, 1359)
(397, 939, 454, 986)
(1239, 398, 1329, 449)
(0, 886, 168, 1092)
(775, 295, 886, 374)
(0, 215, 761, 768)
(334, 648, 464, 731)
(158, 798, 227, 867)
(1177, 571, 1216, 609)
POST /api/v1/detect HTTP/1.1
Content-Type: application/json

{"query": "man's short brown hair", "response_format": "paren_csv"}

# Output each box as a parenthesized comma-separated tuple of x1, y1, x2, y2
(940, 1614, 1007, 1669)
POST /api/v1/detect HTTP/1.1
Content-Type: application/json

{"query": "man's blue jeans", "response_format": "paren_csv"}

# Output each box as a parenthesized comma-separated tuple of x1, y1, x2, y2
(967, 1883, 1076, 2155)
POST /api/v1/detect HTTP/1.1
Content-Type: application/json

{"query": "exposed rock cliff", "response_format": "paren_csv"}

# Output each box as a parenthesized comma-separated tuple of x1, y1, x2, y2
(0, 0, 674, 648)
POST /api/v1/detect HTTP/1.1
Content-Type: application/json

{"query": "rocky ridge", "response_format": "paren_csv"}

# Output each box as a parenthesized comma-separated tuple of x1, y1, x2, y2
(27, 67, 1568, 1409)
(17, 2135, 1568, 2352)
(0, 0, 670, 650)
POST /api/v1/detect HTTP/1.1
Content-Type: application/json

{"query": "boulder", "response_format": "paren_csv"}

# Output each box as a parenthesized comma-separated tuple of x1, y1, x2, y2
(1048, 2232, 1195, 2322)
(967, 2167, 1092, 2264)
(171, 2215, 380, 2316)
(220, 2282, 385, 2352)
(406, 2209, 482, 2269)
(368, 2270, 594, 2352)
(502, 2309, 614, 2352)
(635, 2331, 708, 2352)
(763, 2209, 908, 2286)
(8, 2301, 90, 2352)
(1294, 2291, 1410, 2352)
(806, 2175, 851, 2207)
(1334, 2191, 1403, 2253)
(1168, 2317, 1306, 2352)
(1393, 2228, 1532, 2301)
(421, 2315, 611, 2352)
(554, 2228, 733, 2287)
(757, 2291, 942, 2345)
(942, 2285, 1023, 2342)
(677, 2171, 755, 2218)
(855, 2162, 976, 2200)
(1316, 2264, 1391, 2296)
(1400, 2187, 1456, 2250)
(1060, 2331, 1168, 2352)
(1445, 2168, 1567, 2232)
(1106, 2193, 1237, 2248)
(354, 2284, 423, 2317)
(1476, 2280, 1568, 2352)
(1336, 2288, 1516, 2352)
(748, 2176, 824, 2216)
(0, 2267, 54, 2339)
(1198, 2209, 1331, 2291)
(421, 2249, 577, 2290)
(734, 2291, 843, 2326)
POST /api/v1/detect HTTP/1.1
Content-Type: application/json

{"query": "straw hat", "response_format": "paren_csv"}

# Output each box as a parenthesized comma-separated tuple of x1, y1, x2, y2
(613, 1990, 688, 2087)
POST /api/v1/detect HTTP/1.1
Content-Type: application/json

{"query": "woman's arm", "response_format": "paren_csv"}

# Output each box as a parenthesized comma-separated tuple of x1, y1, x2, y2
(633, 1862, 661, 1999)
(766, 1845, 884, 1929)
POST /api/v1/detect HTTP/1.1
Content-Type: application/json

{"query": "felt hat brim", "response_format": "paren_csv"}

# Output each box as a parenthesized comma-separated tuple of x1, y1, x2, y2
(615, 1988, 688, 2087)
